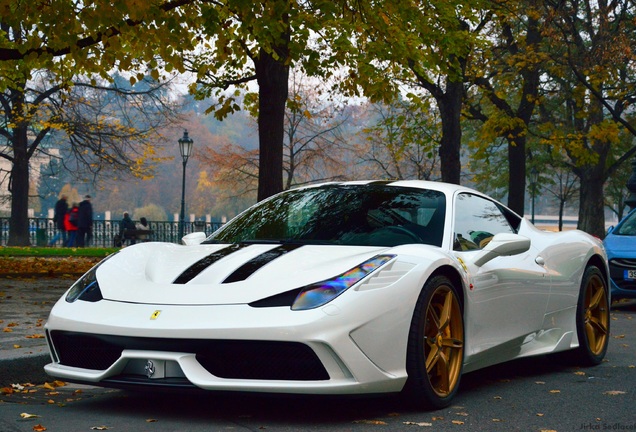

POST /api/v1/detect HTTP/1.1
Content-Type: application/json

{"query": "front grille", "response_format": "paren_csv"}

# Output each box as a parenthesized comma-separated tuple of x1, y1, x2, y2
(609, 258, 636, 269)
(608, 259, 636, 291)
(49, 331, 329, 381)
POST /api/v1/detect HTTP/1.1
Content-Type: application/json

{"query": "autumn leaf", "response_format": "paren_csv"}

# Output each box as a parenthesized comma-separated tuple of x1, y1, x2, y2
(613, 334, 625, 339)
(1, 387, 14, 394)
(146, 419, 158, 423)
(90, 427, 111, 430)
(403, 421, 433, 426)
(549, 390, 561, 393)
(20, 413, 40, 418)
(26, 334, 45, 339)
(574, 371, 586, 376)
(603, 390, 626, 396)
(33, 425, 47, 431)
(451, 420, 464, 425)
(353, 419, 387, 425)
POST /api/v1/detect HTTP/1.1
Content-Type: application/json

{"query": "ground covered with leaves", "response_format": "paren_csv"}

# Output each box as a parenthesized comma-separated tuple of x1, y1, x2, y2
(0, 256, 101, 277)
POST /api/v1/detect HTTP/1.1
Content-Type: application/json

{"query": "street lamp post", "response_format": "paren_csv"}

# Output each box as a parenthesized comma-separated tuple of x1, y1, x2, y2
(178, 130, 193, 241)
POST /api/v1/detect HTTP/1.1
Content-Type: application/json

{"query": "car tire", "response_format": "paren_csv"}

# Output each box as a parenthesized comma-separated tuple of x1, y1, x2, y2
(403, 275, 464, 409)
(570, 265, 610, 366)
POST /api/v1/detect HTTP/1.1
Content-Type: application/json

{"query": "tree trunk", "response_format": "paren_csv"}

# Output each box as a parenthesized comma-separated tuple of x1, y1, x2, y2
(437, 80, 463, 185)
(507, 133, 526, 216)
(255, 46, 289, 202)
(578, 167, 606, 238)
(8, 124, 32, 246)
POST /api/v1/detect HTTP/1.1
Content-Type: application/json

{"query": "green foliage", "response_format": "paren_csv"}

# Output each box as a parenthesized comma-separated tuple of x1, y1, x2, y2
(0, 246, 118, 257)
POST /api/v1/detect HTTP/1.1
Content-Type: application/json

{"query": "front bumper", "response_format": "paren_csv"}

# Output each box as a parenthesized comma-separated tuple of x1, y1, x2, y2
(44, 274, 422, 395)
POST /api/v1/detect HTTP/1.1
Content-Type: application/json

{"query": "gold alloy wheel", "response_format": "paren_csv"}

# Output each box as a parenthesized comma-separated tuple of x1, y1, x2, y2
(424, 285, 464, 397)
(584, 274, 609, 356)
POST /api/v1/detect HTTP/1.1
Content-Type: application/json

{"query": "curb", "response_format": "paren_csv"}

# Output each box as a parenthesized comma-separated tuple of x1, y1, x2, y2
(1, 353, 50, 386)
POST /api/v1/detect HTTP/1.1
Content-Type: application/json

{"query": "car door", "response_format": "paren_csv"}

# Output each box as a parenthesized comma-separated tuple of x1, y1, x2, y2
(452, 193, 550, 358)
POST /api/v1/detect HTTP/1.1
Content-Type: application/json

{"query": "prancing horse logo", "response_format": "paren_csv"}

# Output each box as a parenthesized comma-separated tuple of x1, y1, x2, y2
(150, 310, 161, 320)
(145, 360, 155, 378)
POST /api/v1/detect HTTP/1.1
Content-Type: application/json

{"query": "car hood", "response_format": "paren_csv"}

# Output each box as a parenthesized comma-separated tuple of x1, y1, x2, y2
(94, 242, 395, 305)
(603, 234, 636, 256)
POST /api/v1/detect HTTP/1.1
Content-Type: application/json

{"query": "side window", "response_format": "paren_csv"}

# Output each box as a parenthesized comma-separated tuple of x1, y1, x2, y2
(453, 193, 516, 251)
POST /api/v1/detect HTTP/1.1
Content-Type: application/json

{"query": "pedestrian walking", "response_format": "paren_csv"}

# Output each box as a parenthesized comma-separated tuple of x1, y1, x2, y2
(48, 194, 68, 247)
(77, 195, 93, 247)
(65, 203, 80, 247)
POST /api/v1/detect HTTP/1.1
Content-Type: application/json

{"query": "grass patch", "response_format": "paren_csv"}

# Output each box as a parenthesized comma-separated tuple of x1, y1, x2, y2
(0, 246, 118, 258)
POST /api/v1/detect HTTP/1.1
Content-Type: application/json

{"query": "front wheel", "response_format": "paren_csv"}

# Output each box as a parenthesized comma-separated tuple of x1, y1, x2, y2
(404, 275, 464, 409)
(571, 266, 610, 366)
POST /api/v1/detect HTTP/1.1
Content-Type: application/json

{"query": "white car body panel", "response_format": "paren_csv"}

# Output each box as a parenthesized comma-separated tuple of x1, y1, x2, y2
(44, 180, 609, 396)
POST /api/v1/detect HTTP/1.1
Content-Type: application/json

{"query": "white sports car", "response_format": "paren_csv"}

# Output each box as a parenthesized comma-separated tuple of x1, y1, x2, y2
(44, 180, 610, 408)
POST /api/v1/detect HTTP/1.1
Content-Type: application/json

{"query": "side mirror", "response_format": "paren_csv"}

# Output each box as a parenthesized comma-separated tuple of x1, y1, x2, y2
(471, 233, 531, 267)
(606, 226, 614, 234)
(182, 232, 206, 246)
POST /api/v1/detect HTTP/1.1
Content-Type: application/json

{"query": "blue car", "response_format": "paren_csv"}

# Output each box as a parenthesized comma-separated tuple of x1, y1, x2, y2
(604, 209, 636, 301)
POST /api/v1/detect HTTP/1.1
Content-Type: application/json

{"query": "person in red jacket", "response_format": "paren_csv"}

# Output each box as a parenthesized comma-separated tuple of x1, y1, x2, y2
(64, 203, 79, 247)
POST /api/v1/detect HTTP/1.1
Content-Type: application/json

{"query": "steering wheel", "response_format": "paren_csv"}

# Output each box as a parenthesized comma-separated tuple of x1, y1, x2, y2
(386, 226, 423, 243)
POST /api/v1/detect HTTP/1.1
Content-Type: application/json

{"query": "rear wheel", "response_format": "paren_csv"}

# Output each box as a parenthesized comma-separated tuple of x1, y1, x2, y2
(571, 266, 610, 366)
(404, 275, 464, 409)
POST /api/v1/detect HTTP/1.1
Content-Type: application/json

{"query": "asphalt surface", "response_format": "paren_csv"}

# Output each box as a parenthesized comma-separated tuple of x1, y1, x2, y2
(0, 276, 72, 386)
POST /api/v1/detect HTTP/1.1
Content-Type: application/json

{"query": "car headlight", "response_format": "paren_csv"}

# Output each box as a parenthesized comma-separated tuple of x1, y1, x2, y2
(291, 254, 395, 310)
(65, 254, 115, 303)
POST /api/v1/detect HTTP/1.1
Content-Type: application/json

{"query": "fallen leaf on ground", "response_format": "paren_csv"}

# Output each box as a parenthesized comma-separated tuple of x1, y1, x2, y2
(451, 420, 464, 425)
(353, 419, 387, 425)
(603, 390, 626, 396)
(20, 413, 40, 418)
(33, 425, 47, 431)
(403, 421, 433, 426)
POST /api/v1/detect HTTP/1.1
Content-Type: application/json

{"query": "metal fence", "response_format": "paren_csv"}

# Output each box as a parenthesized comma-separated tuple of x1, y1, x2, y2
(0, 217, 225, 247)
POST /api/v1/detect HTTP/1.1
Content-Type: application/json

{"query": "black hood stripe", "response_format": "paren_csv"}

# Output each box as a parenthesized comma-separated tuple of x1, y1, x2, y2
(223, 244, 304, 283)
(173, 244, 249, 284)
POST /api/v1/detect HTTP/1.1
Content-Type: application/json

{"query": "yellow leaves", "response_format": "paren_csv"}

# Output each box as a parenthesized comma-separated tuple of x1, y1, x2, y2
(353, 419, 387, 425)
(588, 120, 621, 145)
(478, 116, 526, 143)
(603, 390, 626, 396)
(20, 413, 41, 419)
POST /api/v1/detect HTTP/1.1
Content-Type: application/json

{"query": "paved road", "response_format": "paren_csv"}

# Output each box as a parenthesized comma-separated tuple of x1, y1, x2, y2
(0, 277, 634, 431)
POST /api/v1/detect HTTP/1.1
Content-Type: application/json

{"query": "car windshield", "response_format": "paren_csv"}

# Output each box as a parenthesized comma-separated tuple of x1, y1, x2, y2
(614, 210, 636, 235)
(206, 184, 446, 247)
